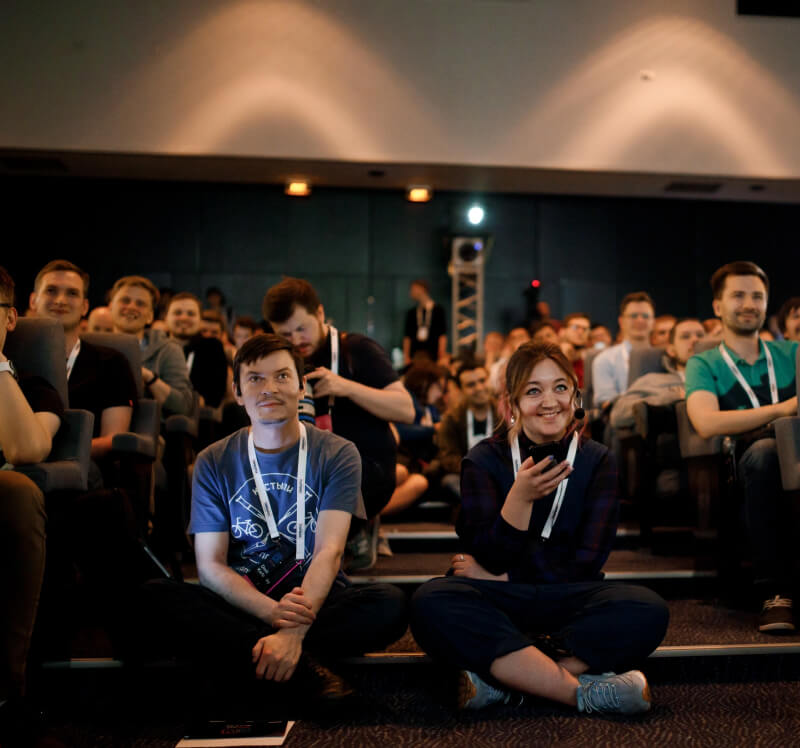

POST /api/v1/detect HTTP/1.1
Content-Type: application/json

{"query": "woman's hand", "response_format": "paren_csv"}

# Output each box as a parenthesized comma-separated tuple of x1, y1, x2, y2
(451, 553, 509, 581)
(509, 455, 572, 504)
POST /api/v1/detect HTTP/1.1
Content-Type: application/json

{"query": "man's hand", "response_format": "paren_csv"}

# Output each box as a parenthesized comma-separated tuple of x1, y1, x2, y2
(141, 366, 154, 384)
(252, 629, 303, 681)
(272, 587, 316, 629)
(508, 455, 572, 504)
(451, 553, 509, 581)
(305, 367, 352, 398)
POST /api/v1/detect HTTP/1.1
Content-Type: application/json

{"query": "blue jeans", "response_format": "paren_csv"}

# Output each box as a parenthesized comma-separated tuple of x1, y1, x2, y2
(737, 438, 798, 594)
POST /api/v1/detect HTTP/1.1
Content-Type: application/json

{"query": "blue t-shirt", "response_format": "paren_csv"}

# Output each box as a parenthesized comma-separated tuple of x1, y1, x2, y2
(189, 425, 364, 577)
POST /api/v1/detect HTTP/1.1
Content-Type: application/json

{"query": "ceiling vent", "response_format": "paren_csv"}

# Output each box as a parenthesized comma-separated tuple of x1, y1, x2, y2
(664, 181, 722, 194)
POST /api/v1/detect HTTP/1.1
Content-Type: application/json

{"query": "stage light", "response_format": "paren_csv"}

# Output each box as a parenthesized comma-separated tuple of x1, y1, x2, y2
(531, 279, 541, 288)
(285, 180, 311, 197)
(467, 205, 485, 225)
(407, 186, 432, 202)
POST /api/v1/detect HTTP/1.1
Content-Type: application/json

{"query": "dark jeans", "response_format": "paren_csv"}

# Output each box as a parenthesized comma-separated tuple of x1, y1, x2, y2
(411, 576, 669, 682)
(0, 472, 46, 700)
(737, 438, 799, 594)
(136, 578, 408, 679)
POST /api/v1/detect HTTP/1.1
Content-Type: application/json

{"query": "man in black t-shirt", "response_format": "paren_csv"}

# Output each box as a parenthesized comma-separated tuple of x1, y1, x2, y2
(29, 260, 136, 480)
(403, 279, 447, 366)
(0, 266, 63, 738)
(264, 277, 415, 570)
(165, 292, 229, 408)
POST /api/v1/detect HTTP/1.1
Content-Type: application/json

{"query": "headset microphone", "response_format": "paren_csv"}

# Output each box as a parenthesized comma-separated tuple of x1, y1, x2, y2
(574, 390, 586, 421)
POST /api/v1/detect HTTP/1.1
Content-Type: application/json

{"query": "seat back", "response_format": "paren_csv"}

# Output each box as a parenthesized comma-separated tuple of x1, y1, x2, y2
(583, 347, 602, 412)
(81, 332, 144, 398)
(6, 318, 68, 407)
(628, 347, 667, 386)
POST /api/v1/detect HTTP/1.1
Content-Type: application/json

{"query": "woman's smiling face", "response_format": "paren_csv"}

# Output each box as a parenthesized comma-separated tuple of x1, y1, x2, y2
(517, 358, 575, 444)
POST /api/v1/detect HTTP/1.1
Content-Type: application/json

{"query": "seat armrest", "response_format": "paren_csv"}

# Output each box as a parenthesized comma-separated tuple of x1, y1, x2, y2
(111, 432, 158, 459)
(676, 400, 722, 458)
(775, 416, 800, 491)
(165, 413, 199, 438)
(14, 409, 94, 493)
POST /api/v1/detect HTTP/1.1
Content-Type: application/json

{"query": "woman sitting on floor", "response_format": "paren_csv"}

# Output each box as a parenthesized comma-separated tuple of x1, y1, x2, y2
(411, 341, 669, 714)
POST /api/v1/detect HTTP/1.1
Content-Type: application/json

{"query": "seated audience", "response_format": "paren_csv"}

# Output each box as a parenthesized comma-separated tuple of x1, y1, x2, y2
(776, 297, 800, 342)
(202, 309, 236, 364)
(650, 315, 677, 347)
(436, 360, 499, 498)
(686, 261, 798, 632)
(29, 260, 137, 483)
(205, 286, 232, 335)
(139, 335, 407, 701)
(165, 292, 229, 409)
(559, 312, 591, 388)
(592, 292, 655, 408)
(109, 275, 194, 416)
(403, 279, 447, 366)
(610, 318, 705, 430)
(0, 266, 63, 740)
(531, 321, 559, 346)
(411, 342, 668, 713)
(264, 277, 414, 572)
(483, 331, 505, 372)
(703, 318, 723, 337)
(489, 327, 531, 392)
(589, 324, 612, 349)
(87, 305, 114, 333)
(232, 315, 260, 350)
(395, 361, 444, 465)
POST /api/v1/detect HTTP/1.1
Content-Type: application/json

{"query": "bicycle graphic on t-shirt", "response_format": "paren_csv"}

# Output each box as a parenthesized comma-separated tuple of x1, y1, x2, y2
(231, 516, 265, 540)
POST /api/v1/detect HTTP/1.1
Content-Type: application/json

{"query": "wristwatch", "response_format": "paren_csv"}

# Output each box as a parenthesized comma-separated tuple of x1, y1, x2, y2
(0, 359, 17, 379)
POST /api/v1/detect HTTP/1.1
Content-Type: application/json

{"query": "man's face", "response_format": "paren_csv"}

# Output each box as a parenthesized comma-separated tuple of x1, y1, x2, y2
(507, 327, 530, 353)
(235, 350, 303, 426)
(651, 318, 676, 347)
(233, 324, 254, 349)
(712, 275, 767, 336)
(270, 305, 325, 359)
(409, 283, 427, 304)
(0, 297, 17, 353)
(590, 326, 612, 347)
(201, 319, 223, 339)
(166, 299, 202, 340)
(783, 306, 800, 342)
(110, 284, 154, 334)
(666, 320, 706, 367)
(619, 302, 655, 343)
(30, 271, 88, 332)
(87, 306, 114, 333)
(532, 325, 559, 346)
(459, 367, 490, 409)
(562, 317, 590, 348)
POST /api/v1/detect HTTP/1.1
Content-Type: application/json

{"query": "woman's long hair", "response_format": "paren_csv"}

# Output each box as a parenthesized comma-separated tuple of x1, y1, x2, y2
(502, 341, 582, 442)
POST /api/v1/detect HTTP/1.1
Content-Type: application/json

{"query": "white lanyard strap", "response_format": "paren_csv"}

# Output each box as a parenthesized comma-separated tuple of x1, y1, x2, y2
(416, 304, 432, 330)
(66, 339, 81, 381)
(511, 431, 580, 540)
(247, 424, 308, 561)
(467, 408, 493, 450)
(186, 351, 195, 375)
(718, 341, 777, 409)
(329, 326, 339, 377)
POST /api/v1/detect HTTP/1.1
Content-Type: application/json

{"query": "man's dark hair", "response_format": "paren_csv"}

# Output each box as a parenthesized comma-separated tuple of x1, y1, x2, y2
(201, 309, 224, 326)
(234, 315, 259, 333)
(668, 317, 702, 345)
(410, 278, 430, 294)
(233, 333, 304, 396)
(263, 277, 321, 323)
(167, 291, 202, 312)
(454, 357, 487, 388)
(563, 312, 591, 327)
(205, 286, 226, 305)
(34, 259, 90, 296)
(776, 297, 800, 334)
(110, 275, 160, 310)
(0, 265, 15, 304)
(530, 320, 557, 337)
(619, 291, 655, 316)
(710, 261, 769, 300)
(403, 361, 444, 402)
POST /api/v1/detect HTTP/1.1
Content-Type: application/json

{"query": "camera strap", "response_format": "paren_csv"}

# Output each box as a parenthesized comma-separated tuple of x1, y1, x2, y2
(186, 351, 195, 375)
(247, 424, 308, 561)
(511, 430, 579, 540)
(718, 341, 777, 409)
(467, 408, 493, 450)
(66, 339, 81, 381)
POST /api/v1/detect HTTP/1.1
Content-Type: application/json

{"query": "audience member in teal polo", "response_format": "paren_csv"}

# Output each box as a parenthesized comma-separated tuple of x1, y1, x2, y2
(686, 261, 798, 633)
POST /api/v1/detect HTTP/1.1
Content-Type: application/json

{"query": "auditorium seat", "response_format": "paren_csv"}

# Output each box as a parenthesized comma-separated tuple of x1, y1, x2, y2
(7, 318, 94, 492)
(774, 345, 800, 490)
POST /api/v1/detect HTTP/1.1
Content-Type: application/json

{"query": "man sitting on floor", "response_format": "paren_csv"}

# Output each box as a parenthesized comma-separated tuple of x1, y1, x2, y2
(139, 334, 407, 704)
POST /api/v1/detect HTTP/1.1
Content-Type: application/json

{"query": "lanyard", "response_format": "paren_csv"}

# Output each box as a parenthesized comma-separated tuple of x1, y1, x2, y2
(247, 424, 308, 561)
(467, 408, 493, 450)
(416, 304, 432, 330)
(186, 351, 195, 375)
(511, 430, 580, 540)
(66, 339, 81, 380)
(718, 341, 777, 409)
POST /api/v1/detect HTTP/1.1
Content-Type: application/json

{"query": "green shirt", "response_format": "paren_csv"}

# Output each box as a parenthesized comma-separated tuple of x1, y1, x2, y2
(685, 339, 797, 411)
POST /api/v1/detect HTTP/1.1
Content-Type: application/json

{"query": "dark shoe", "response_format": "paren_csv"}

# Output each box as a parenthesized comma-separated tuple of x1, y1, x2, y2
(759, 596, 795, 633)
(344, 519, 379, 572)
